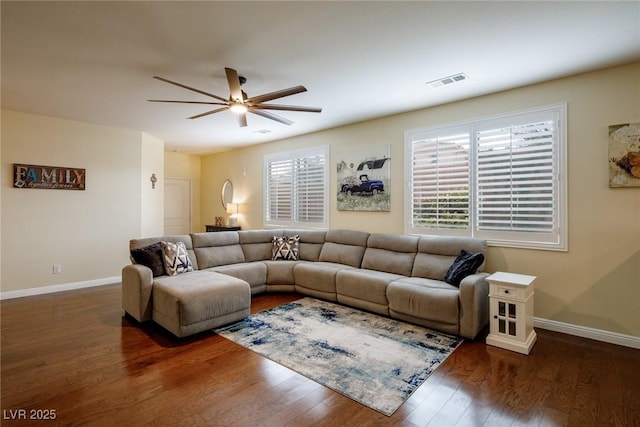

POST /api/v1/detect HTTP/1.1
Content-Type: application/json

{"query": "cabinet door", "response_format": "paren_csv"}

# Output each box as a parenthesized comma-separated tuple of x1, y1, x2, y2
(491, 298, 518, 338)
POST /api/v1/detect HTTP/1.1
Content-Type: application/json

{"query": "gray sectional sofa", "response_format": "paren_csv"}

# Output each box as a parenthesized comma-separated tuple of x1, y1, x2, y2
(122, 229, 490, 339)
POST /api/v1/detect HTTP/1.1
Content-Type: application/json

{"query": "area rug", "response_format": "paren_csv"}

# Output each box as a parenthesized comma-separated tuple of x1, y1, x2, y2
(214, 297, 462, 415)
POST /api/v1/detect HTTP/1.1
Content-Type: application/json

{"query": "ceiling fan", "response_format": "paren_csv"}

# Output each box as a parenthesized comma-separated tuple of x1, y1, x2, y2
(148, 67, 322, 127)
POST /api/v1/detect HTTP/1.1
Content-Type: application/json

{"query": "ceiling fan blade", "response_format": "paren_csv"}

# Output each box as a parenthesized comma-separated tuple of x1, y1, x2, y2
(225, 67, 244, 102)
(148, 99, 228, 106)
(253, 104, 322, 113)
(237, 112, 248, 127)
(250, 109, 294, 126)
(187, 106, 229, 119)
(246, 86, 307, 105)
(153, 76, 228, 102)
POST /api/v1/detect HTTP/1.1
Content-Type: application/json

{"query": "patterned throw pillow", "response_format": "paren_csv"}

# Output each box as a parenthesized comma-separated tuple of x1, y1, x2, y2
(161, 241, 194, 276)
(444, 249, 484, 287)
(272, 235, 300, 261)
(130, 242, 166, 277)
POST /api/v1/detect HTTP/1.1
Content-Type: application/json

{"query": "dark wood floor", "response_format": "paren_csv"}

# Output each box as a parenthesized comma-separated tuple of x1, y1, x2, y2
(1, 284, 638, 426)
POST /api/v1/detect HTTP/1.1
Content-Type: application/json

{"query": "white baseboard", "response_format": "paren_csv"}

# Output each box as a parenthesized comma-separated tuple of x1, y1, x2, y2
(534, 317, 640, 349)
(0, 277, 120, 300)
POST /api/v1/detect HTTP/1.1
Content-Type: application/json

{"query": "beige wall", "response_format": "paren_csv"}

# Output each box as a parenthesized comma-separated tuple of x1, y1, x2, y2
(200, 63, 640, 337)
(1, 110, 164, 292)
(164, 151, 202, 232)
(201, 147, 265, 231)
(141, 133, 165, 236)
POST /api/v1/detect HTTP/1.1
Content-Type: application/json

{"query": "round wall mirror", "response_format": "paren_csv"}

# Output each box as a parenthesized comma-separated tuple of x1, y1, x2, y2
(221, 179, 233, 210)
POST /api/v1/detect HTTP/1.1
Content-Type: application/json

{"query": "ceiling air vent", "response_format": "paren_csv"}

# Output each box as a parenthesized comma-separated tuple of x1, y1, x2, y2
(427, 73, 468, 88)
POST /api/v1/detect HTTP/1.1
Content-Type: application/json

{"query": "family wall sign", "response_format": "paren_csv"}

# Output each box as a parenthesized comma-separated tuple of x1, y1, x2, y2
(13, 164, 86, 190)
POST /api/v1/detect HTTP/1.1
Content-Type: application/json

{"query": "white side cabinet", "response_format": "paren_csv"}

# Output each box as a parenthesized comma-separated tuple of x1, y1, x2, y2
(486, 272, 537, 355)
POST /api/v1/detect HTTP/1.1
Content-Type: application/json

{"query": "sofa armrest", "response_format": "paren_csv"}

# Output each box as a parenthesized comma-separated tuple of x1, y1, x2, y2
(458, 272, 490, 339)
(122, 264, 154, 322)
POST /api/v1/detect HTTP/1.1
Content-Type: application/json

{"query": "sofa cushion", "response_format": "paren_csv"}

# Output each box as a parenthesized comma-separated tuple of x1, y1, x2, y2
(361, 233, 419, 276)
(444, 250, 485, 287)
(325, 229, 370, 246)
(161, 241, 194, 276)
(272, 235, 299, 261)
(390, 276, 458, 290)
(284, 229, 327, 261)
(319, 229, 369, 267)
(208, 261, 267, 294)
(239, 229, 283, 262)
(130, 242, 165, 277)
(293, 261, 353, 299)
(264, 260, 298, 287)
(387, 279, 460, 328)
(336, 268, 402, 308)
(192, 232, 245, 269)
(412, 235, 487, 280)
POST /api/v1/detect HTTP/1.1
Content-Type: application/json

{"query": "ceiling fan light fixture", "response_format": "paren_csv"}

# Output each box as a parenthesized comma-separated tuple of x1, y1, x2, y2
(230, 102, 248, 114)
(149, 67, 321, 127)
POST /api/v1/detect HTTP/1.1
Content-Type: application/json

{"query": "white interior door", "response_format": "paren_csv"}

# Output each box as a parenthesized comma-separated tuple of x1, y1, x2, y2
(164, 178, 191, 235)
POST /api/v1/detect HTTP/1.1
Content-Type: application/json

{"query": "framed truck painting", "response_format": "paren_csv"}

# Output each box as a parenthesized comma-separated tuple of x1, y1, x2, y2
(337, 145, 390, 211)
(608, 122, 640, 188)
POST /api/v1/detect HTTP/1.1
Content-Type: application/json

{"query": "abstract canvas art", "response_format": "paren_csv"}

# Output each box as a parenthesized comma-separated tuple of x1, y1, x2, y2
(609, 122, 640, 187)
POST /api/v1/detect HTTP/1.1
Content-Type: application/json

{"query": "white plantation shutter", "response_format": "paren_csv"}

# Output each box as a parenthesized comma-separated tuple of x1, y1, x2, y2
(406, 104, 566, 250)
(265, 146, 328, 228)
(266, 158, 292, 222)
(476, 120, 555, 233)
(294, 154, 325, 224)
(411, 130, 470, 229)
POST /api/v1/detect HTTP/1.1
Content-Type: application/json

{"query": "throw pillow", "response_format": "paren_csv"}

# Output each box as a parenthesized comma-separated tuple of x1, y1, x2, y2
(161, 241, 194, 276)
(130, 242, 165, 277)
(272, 235, 300, 261)
(444, 249, 485, 287)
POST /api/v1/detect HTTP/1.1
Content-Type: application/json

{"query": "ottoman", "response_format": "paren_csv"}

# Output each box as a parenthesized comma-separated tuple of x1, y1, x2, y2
(152, 271, 251, 337)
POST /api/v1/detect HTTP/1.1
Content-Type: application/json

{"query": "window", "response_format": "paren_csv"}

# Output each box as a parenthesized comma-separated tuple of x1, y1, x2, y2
(264, 146, 328, 229)
(405, 104, 567, 250)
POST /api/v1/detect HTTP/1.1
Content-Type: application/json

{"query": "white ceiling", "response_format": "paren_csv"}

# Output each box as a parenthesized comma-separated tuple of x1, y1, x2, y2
(2, 1, 639, 154)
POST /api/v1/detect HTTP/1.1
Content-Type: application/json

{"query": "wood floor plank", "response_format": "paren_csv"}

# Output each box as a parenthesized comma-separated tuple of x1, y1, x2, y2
(2, 283, 639, 426)
(454, 402, 494, 427)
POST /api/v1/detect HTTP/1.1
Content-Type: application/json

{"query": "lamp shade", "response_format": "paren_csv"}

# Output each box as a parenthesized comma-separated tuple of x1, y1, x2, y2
(226, 203, 237, 215)
(227, 203, 239, 227)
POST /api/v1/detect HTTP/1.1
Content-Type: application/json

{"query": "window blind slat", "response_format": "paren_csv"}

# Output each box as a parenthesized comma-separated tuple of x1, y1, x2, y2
(265, 148, 327, 227)
(476, 119, 555, 233)
(411, 135, 471, 229)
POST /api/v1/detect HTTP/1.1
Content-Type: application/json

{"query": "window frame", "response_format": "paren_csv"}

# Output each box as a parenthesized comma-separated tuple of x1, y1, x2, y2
(263, 145, 329, 230)
(404, 103, 567, 251)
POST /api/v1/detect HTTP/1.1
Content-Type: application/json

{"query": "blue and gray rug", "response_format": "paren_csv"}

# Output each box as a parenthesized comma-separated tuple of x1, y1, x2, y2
(215, 297, 462, 416)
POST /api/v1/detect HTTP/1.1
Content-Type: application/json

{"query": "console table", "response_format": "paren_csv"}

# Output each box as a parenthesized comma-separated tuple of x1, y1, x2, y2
(486, 271, 537, 355)
(205, 225, 241, 232)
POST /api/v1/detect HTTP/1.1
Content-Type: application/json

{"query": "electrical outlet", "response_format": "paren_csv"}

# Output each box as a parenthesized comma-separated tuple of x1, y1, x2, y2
(53, 264, 62, 274)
